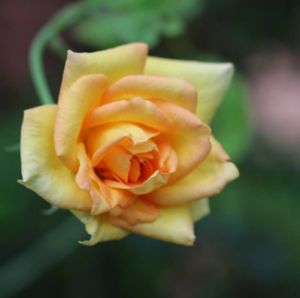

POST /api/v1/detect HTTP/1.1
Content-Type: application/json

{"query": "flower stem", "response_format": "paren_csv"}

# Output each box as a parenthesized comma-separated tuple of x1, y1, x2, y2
(29, 3, 91, 104)
(49, 36, 69, 61)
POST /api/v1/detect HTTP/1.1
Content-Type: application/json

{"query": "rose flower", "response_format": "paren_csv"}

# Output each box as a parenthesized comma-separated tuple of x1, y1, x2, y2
(20, 43, 239, 246)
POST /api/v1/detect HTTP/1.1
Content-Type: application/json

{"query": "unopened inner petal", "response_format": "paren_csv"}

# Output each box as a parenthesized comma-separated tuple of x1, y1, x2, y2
(102, 145, 132, 183)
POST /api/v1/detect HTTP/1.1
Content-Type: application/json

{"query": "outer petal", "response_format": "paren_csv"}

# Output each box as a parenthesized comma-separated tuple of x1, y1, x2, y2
(60, 43, 148, 93)
(191, 198, 210, 222)
(20, 105, 92, 210)
(110, 204, 195, 246)
(145, 138, 239, 205)
(72, 211, 128, 246)
(103, 75, 197, 112)
(145, 57, 233, 123)
(55, 74, 109, 170)
(110, 199, 159, 226)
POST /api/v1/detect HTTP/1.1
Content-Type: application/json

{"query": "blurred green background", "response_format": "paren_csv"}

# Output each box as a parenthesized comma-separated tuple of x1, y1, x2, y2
(1, 0, 300, 297)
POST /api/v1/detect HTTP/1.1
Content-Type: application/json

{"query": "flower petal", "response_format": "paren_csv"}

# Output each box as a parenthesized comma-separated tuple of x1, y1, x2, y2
(60, 43, 148, 92)
(154, 100, 211, 182)
(157, 141, 178, 174)
(191, 198, 210, 222)
(86, 122, 159, 166)
(104, 170, 170, 195)
(146, 137, 239, 205)
(76, 143, 111, 215)
(145, 57, 233, 123)
(20, 105, 92, 210)
(73, 211, 129, 246)
(103, 75, 197, 112)
(76, 143, 135, 215)
(102, 145, 132, 182)
(110, 199, 159, 225)
(110, 204, 195, 246)
(87, 97, 173, 132)
(55, 74, 109, 170)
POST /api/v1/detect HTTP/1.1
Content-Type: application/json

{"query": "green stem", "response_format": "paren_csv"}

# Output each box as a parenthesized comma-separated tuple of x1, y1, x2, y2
(29, 3, 91, 104)
(49, 36, 69, 61)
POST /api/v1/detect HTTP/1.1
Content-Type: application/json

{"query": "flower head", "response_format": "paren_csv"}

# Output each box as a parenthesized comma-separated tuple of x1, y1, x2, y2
(20, 43, 238, 245)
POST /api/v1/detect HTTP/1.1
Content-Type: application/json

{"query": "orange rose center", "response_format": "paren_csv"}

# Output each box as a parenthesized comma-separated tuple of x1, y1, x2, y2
(95, 144, 159, 185)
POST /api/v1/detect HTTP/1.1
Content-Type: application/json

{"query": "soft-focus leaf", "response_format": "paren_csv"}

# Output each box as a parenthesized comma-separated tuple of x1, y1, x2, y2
(212, 73, 252, 162)
(0, 217, 84, 297)
(73, 13, 161, 48)
(74, 0, 206, 48)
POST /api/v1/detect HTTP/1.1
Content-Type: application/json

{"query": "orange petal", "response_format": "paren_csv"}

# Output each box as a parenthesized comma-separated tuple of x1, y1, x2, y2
(103, 75, 197, 112)
(157, 142, 178, 174)
(104, 170, 170, 195)
(102, 145, 132, 182)
(55, 74, 109, 171)
(110, 199, 159, 225)
(76, 143, 111, 215)
(145, 57, 233, 123)
(86, 122, 159, 166)
(76, 143, 135, 215)
(128, 157, 141, 183)
(154, 100, 211, 182)
(87, 97, 173, 132)
(146, 137, 239, 205)
(60, 43, 148, 93)
(20, 105, 92, 211)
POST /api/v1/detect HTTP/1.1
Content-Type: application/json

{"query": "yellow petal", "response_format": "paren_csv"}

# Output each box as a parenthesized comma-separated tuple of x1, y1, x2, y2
(110, 204, 195, 246)
(60, 43, 148, 93)
(145, 57, 233, 123)
(87, 97, 173, 132)
(103, 75, 197, 112)
(20, 105, 92, 210)
(154, 100, 211, 182)
(55, 74, 109, 170)
(191, 198, 210, 222)
(72, 211, 128, 246)
(146, 137, 239, 205)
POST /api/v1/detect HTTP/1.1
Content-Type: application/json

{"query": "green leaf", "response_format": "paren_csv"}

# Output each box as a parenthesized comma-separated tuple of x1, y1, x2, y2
(74, 0, 207, 49)
(73, 12, 161, 48)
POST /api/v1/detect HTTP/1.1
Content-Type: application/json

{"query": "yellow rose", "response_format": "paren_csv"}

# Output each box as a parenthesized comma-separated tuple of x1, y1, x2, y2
(20, 43, 239, 246)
